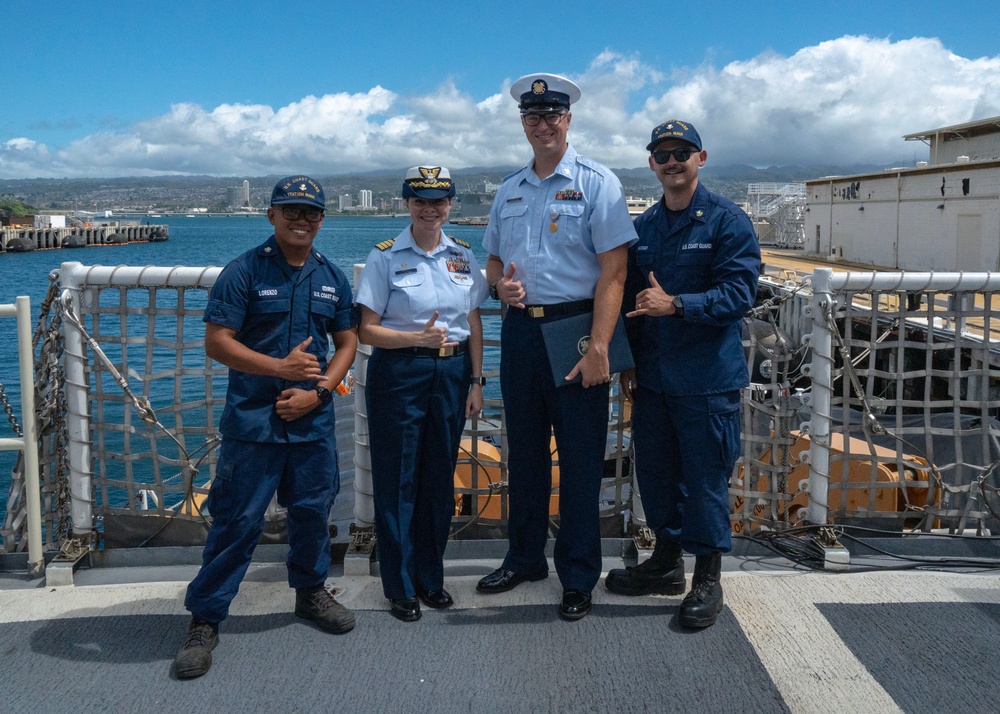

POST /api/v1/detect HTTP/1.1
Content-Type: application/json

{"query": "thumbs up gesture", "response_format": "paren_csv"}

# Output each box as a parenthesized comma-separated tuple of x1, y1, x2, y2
(277, 336, 322, 380)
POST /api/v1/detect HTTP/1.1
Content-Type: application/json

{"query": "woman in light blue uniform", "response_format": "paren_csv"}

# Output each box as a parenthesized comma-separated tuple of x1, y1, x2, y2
(356, 166, 489, 622)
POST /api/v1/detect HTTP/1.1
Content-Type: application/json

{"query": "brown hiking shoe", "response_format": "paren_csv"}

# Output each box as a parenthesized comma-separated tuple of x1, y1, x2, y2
(173, 618, 218, 679)
(295, 585, 356, 634)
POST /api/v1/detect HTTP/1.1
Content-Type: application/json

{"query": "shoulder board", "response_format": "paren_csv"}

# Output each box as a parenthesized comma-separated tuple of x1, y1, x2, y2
(450, 236, 470, 248)
(375, 238, 396, 251)
(575, 154, 606, 173)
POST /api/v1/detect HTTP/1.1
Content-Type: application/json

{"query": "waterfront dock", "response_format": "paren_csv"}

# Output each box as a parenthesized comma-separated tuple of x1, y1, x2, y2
(0, 222, 168, 252)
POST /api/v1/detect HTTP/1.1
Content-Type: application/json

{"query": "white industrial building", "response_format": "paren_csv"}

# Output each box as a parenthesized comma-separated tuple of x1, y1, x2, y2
(805, 115, 1000, 271)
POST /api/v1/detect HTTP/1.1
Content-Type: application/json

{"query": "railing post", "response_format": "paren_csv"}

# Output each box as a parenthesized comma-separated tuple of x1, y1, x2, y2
(59, 262, 95, 543)
(806, 268, 834, 525)
(16, 296, 44, 576)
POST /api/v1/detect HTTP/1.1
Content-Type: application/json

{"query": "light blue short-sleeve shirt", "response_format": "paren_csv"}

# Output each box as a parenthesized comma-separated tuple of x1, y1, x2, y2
(356, 226, 489, 342)
(482, 143, 637, 304)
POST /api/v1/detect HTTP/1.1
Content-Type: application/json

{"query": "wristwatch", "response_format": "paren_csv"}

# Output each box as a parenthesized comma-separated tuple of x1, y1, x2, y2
(314, 385, 333, 404)
(470, 376, 487, 386)
(489, 280, 501, 301)
(672, 295, 685, 318)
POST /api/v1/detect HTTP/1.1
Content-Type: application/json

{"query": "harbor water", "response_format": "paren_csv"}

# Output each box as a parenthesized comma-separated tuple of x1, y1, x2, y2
(0, 213, 495, 516)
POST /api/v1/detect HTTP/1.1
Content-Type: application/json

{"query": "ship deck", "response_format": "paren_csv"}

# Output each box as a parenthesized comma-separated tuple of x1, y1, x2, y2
(2, 543, 1000, 713)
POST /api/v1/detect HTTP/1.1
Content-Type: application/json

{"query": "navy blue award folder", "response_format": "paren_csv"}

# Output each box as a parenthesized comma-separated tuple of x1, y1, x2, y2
(539, 312, 635, 386)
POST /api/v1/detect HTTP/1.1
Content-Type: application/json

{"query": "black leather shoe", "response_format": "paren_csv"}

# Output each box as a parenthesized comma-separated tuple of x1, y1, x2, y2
(389, 598, 421, 622)
(416, 588, 454, 609)
(476, 567, 548, 594)
(559, 589, 592, 621)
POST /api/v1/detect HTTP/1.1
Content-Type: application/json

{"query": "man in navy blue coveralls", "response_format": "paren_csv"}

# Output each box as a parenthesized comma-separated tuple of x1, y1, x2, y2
(173, 176, 358, 679)
(605, 120, 760, 629)
(477, 73, 637, 621)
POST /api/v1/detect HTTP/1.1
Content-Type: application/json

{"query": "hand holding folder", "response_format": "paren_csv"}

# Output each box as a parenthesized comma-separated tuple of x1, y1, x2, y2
(539, 312, 635, 387)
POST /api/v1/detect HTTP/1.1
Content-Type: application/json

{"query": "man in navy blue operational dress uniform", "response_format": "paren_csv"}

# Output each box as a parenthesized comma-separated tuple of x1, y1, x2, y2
(605, 120, 760, 628)
(477, 73, 638, 620)
(173, 176, 358, 679)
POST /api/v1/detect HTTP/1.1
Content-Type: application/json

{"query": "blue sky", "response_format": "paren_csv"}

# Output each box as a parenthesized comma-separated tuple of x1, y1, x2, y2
(2, 0, 999, 178)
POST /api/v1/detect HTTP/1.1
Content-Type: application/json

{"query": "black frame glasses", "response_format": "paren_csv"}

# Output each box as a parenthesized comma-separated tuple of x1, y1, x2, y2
(522, 112, 567, 127)
(279, 206, 324, 223)
(651, 147, 700, 164)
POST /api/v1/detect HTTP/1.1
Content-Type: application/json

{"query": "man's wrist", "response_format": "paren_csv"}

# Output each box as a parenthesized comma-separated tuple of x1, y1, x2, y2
(489, 279, 501, 301)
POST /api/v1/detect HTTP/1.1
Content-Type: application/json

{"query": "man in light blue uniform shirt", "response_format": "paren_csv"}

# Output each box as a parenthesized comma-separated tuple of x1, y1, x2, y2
(477, 73, 637, 621)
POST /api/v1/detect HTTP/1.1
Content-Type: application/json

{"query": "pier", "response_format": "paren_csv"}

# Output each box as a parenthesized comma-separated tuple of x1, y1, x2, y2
(0, 222, 168, 252)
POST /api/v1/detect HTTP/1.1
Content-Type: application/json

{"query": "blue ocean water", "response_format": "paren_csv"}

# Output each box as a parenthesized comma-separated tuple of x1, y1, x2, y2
(0, 214, 492, 515)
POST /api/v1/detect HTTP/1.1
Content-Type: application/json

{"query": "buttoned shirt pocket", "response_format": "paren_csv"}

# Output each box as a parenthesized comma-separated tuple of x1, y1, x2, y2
(447, 270, 474, 312)
(390, 267, 429, 314)
(548, 202, 585, 245)
(674, 248, 713, 292)
(498, 203, 530, 256)
(309, 297, 339, 338)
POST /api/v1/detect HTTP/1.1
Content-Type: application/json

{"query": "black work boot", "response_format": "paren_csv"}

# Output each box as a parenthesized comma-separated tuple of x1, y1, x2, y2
(605, 538, 686, 596)
(173, 618, 219, 680)
(678, 551, 723, 628)
(295, 584, 356, 634)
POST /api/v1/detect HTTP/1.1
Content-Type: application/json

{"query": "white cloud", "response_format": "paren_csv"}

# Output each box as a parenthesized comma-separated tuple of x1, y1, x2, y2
(2, 36, 999, 177)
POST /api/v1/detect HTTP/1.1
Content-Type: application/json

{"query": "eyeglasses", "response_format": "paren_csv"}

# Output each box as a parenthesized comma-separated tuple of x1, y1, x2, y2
(279, 206, 324, 222)
(522, 112, 567, 127)
(652, 147, 700, 164)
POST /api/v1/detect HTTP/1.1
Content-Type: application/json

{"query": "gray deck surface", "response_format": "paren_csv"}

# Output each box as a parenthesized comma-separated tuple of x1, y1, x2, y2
(3, 553, 1000, 713)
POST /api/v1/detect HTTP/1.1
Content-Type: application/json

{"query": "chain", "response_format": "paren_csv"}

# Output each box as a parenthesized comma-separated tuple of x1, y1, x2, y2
(0, 383, 22, 437)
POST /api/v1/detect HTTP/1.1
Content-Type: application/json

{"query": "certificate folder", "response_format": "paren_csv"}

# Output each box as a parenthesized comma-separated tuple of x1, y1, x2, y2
(539, 312, 634, 387)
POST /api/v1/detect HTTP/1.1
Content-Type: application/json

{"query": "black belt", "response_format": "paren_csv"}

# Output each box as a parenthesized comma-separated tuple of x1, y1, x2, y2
(510, 299, 594, 319)
(395, 340, 469, 358)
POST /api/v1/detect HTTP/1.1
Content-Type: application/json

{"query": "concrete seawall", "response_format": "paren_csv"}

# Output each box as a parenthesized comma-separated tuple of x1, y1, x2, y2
(0, 224, 169, 252)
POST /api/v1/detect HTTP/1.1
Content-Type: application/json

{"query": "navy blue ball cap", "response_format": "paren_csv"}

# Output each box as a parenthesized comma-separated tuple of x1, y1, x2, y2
(402, 166, 456, 199)
(510, 73, 581, 112)
(271, 176, 326, 210)
(646, 120, 702, 151)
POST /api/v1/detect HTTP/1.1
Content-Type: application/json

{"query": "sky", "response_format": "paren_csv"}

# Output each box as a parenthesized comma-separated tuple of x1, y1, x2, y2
(2, 1, 1000, 179)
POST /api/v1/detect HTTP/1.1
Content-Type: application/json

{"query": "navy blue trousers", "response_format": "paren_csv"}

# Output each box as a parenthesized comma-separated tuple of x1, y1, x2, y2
(185, 437, 340, 623)
(500, 309, 609, 592)
(632, 386, 741, 555)
(366, 348, 470, 600)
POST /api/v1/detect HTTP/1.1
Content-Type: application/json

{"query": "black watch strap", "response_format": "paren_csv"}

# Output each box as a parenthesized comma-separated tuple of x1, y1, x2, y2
(489, 280, 500, 301)
(470, 376, 487, 386)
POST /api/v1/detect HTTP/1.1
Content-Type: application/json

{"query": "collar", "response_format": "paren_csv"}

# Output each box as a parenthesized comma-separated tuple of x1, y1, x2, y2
(519, 143, 577, 186)
(389, 226, 451, 255)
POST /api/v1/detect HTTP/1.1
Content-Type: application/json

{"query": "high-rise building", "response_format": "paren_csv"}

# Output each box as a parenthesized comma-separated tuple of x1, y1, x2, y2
(242, 180, 250, 206)
(339, 194, 353, 210)
(358, 189, 373, 210)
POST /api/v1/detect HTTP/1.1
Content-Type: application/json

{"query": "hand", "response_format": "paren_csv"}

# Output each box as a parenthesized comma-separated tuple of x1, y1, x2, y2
(276, 336, 322, 381)
(414, 311, 457, 349)
(619, 368, 637, 404)
(496, 261, 526, 309)
(626, 273, 677, 318)
(565, 343, 610, 388)
(275, 387, 318, 421)
(465, 384, 484, 417)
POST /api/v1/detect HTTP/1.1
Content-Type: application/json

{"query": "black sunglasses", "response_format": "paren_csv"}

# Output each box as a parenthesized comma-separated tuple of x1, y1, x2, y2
(279, 206, 324, 223)
(651, 147, 700, 164)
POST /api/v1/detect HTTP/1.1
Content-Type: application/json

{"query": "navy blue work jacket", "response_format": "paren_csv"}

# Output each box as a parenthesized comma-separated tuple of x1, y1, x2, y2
(204, 235, 354, 442)
(624, 183, 760, 396)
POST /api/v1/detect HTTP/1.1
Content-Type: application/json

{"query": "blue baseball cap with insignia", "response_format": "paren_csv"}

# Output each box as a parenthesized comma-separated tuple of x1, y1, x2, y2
(271, 176, 326, 210)
(510, 73, 582, 113)
(646, 120, 703, 151)
(402, 166, 456, 199)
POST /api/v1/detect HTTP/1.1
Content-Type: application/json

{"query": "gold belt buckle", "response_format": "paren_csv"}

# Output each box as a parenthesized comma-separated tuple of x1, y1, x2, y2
(438, 345, 455, 357)
(528, 306, 545, 318)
